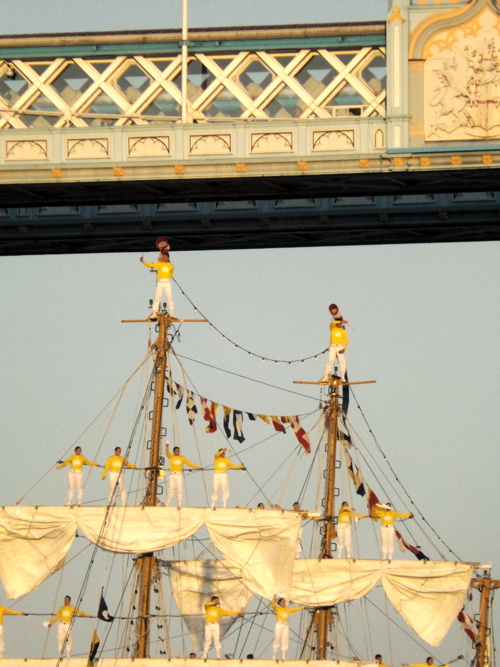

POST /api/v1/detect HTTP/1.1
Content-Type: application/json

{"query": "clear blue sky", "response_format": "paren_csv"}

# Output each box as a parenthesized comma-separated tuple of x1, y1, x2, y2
(1, 1, 499, 663)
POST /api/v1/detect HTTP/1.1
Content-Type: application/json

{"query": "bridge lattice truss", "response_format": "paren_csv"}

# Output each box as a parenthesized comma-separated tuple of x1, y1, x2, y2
(0, 47, 385, 128)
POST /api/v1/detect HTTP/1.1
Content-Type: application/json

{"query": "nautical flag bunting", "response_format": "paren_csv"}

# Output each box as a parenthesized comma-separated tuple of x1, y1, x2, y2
(344, 450, 366, 496)
(233, 410, 245, 443)
(457, 609, 479, 645)
(395, 530, 429, 561)
(186, 390, 197, 425)
(175, 383, 185, 410)
(97, 592, 114, 622)
(223, 406, 232, 438)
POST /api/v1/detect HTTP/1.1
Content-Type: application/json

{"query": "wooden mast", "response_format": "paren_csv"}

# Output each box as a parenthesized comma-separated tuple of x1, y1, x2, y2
(315, 378, 341, 659)
(294, 376, 375, 660)
(134, 312, 169, 658)
(126, 312, 206, 657)
(471, 571, 500, 667)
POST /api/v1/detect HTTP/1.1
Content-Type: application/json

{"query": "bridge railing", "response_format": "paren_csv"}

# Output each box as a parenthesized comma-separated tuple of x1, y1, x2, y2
(0, 46, 386, 129)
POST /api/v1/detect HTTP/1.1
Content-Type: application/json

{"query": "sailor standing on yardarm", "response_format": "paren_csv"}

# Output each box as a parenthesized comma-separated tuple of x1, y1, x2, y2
(201, 596, 242, 659)
(45, 595, 91, 658)
(211, 448, 245, 508)
(57, 446, 100, 506)
(165, 442, 201, 507)
(101, 447, 138, 506)
(271, 595, 305, 660)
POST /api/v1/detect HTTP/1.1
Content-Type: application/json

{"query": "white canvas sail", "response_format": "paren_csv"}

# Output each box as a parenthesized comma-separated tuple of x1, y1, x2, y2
(168, 560, 254, 651)
(0, 506, 301, 599)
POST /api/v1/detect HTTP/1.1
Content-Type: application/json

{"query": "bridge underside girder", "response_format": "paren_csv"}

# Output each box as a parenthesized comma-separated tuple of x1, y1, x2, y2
(1, 168, 500, 256)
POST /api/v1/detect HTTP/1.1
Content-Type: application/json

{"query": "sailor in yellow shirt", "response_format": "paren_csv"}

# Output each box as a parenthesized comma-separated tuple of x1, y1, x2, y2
(0, 606, 28, 658)
(57, 446, 100, 506)
(140, 253, 175, 319)
(271, 595, 305, 660)
(375, 502, 414, 560)
(402, 656, 442, 667)
(46, 595, 91, 658)
(336, 501, 368, 559)
(321, 303, 349, 382)
(375, 653, 391, 667)
(165, 442, 201, 507)
(101, 447, 138, 506)
(201, 596, 242, 659)
(211, 448, 245, 508)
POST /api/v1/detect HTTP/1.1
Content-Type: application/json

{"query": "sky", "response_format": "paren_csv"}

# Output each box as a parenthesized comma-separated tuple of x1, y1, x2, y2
(1, 1, 499, 664)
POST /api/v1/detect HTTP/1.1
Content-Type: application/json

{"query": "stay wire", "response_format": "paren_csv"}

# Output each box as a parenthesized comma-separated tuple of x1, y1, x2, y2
(350, 388, 462, 561)
(174, 277, 327, 365)
(175, 352, 318, 403)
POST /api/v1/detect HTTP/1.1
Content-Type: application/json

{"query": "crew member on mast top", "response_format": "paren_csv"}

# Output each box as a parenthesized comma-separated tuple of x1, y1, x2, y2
(0, 605, 28, 659)
(271, 595, 305, 660)
(201, 596, 242, 659)
(165, 442, 201, 507)
(45, 595, 91, 659)
(101, 447, 138, 506)
(211, 448, 245, 508)
(56, 446, 100, 506)
(374, 502, 414, 560)
(336, 501, 367, 559)
(140, 252, 175, 321)
(321, 303, 349, 382)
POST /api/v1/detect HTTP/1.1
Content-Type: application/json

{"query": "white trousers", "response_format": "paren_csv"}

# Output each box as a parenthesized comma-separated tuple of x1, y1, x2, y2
(202, 622, 221, 657)
(324, 345, 346, 380)
(0, 625, 4, 658)
(153, 279, 174, 316)
(337, 523, 352, 558)
(381, 524, 395, 559)
(57, 622, 72, 657)
(166, 472, 183, 506)
(273, 621, 289, 659)
(211, 472, 229, 507)
(108, 471, 127, 505)
(67, 469, 83, 504)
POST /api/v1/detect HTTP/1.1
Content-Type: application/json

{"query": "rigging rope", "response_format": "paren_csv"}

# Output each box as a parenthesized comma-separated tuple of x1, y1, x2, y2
(174, 277, 328, 366)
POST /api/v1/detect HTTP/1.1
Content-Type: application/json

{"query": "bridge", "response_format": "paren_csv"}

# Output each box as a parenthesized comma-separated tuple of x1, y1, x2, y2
(1, 0, 500, 255)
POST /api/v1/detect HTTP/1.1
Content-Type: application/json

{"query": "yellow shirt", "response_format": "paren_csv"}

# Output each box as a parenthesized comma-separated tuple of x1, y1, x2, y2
(380, 510, 412, 526)
(142, 260, 174, 280)
(101, 455, 137, 478)
(0, 607, 24, 625)
(166, 448, 200, 472)
(214, 452, 243, 472)
(204, 601, 240, 623)
(330, 323, 349, 348)
(57, 454, 99, 471)
(338, 508, 367, 525)
(48, 605, 91, 626)
(271, 601, 305, 623)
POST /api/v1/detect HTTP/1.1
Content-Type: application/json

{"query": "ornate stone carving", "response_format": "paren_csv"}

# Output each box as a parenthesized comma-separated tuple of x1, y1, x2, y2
(424, 6, 500, 140)
(250, 132, 294, 153)
(128, 136, 171, 158)
(312, 130, 355, 151)
(5, 139, 47, 160)
(67, 138, 110, 159)
(189, 133, 232, 155)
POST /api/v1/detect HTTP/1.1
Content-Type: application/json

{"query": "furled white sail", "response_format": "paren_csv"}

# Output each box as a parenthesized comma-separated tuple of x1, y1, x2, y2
(291, 559, 474, 646)
(0, 507, 301, 599)
(168, 560, 254, 651)
(167, 558, 474, 648)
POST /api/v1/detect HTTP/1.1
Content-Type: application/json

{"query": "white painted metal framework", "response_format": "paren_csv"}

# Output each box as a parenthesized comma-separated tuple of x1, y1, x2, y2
(0, 47, 386, 129)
